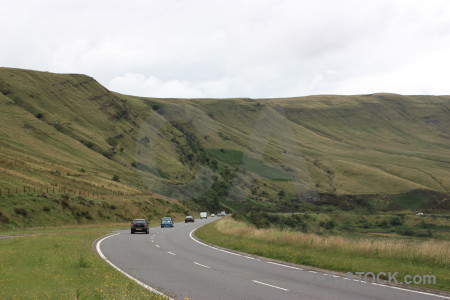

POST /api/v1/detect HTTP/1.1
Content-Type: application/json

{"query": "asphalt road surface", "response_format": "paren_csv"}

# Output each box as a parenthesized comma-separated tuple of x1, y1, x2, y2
(98, 218, 449, 300)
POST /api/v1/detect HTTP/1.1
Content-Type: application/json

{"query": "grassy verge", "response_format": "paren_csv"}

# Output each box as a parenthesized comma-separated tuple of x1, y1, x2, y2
(0, 192, 190, 230)
(0, 224, 166, 299)
(196, 217, 450, 291)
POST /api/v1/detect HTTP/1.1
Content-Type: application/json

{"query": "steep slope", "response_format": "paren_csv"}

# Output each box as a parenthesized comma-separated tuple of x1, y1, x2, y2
(1, 67, 449, 214)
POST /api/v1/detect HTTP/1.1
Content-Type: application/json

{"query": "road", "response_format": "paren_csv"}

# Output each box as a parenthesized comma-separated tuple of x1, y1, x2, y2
(98, 218, 449, 300)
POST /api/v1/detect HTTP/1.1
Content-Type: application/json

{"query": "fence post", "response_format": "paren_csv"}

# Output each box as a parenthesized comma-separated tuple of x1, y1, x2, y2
(46, 187, 49, 193)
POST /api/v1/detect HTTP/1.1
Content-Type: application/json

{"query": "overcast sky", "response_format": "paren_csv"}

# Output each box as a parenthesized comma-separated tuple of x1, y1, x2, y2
(1, 0, 450, 98)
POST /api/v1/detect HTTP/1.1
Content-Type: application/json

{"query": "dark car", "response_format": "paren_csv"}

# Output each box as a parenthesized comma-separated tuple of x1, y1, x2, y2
(161, 217, 174, 228)
(131, 219, 149, 234)
(185, 216, 195, 223)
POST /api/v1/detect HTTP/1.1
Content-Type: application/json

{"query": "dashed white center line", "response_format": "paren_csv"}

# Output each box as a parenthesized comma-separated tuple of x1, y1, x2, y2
(155, 245, 160, 248)
(267, 261, 302, 270)
(193, 262, 210, 269)
(168, 252, 176, 256)
(252, 280, 289, 291)
(308, 271, 317, 274)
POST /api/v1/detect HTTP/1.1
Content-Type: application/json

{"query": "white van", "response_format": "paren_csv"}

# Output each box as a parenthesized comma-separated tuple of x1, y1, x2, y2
(200, 212, 208, 219)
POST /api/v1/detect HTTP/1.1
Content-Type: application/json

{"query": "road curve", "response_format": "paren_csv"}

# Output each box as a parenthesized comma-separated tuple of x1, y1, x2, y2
(98, 218, 449, 300)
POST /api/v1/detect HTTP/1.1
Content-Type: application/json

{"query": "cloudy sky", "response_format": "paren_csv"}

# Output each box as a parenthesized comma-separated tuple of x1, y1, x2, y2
(1, 0, 450, 98)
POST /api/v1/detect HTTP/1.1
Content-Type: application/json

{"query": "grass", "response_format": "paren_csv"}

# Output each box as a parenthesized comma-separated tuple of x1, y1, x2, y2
(196, 217, 450, 291)
(1, 67, 450, 218)
(0, 224, 167, 299)
(0, 192, 190, 230)
(207, 148, 291, 180)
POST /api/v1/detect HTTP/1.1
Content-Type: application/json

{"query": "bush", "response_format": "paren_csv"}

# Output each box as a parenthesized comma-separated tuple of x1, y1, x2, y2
(14, 208, 28, 217)
(112, 175, 120, 182)
(106, 137, 118, 147)
(101, 151, 113, 159)
(390, 217, 403, 226)
(35, 113, 44, 119)
(53, 123, 64, 132)
(81, 140, 94, 149)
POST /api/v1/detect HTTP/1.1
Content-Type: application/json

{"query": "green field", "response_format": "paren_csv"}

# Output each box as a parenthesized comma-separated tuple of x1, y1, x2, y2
(0, 224, 165, 299)
(196, 217, 450, 291)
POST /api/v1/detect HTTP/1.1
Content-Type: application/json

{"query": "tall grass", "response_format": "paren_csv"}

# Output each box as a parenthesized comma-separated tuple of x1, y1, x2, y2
(215, 218, 449, 267)
(196, 217, 450, 291)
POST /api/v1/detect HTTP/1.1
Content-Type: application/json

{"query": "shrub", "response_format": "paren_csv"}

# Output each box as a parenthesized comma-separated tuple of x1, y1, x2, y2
(106, 137, 118, 147)
(80, 140, 94, 149)
(14, 208, 28, 217)
(101, 151, 113, 159)
(112, 174, 120, 182)
(390, 217, 403, 226)
(53, 123, 64, 132)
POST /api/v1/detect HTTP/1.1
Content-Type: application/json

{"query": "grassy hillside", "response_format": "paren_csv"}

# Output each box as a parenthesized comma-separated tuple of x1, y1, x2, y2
(1, 67, 449, 224)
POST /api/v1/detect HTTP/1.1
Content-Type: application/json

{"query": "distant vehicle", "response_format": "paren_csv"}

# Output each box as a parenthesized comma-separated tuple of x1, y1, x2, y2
(416, 212, 424, 216)
(211, 214, 216, 217)
(220, 211, 226, 216)
(161, 217, 174, 228)
(185, 216, 195, 223)
(200, 212, 208, 219)
(131, 219, 149, 234)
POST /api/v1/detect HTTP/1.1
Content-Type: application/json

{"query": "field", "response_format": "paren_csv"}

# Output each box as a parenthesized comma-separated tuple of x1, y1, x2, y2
(0, 224, 166, 299)
(196, 217, 450, 291)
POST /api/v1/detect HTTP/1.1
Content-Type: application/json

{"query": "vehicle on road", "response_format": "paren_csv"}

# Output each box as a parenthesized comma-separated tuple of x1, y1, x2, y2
(220, 211, 226, 216)
(131, 219, 149, 234)
(200, 212, 208, 219)
(185, 216, 195, 223)
(211, 213, 216, 217)
(161, 217, 174, 228)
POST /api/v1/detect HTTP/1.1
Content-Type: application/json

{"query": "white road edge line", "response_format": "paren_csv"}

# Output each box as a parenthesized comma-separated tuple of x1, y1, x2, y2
(189, 228, 450, 299)
(371, 283, 450, 299)
(252, 280, 289, 291)
(193, 262, 210, 269)
(189, 229, 242, 257)
(267, 261, 302, 270)
(96, 233, 172, 300)
(168, 252, 176, 256)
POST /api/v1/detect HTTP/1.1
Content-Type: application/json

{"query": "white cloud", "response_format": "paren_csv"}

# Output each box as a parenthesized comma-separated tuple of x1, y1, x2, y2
(1, 0, 450, 97)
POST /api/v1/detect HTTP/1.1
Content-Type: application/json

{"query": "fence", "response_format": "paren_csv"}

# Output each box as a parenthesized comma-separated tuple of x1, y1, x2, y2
(0, 185, 127, 198)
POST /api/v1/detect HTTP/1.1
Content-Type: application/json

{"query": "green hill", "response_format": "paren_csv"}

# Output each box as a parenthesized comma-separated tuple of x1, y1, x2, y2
(1, 67, 449, 222)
